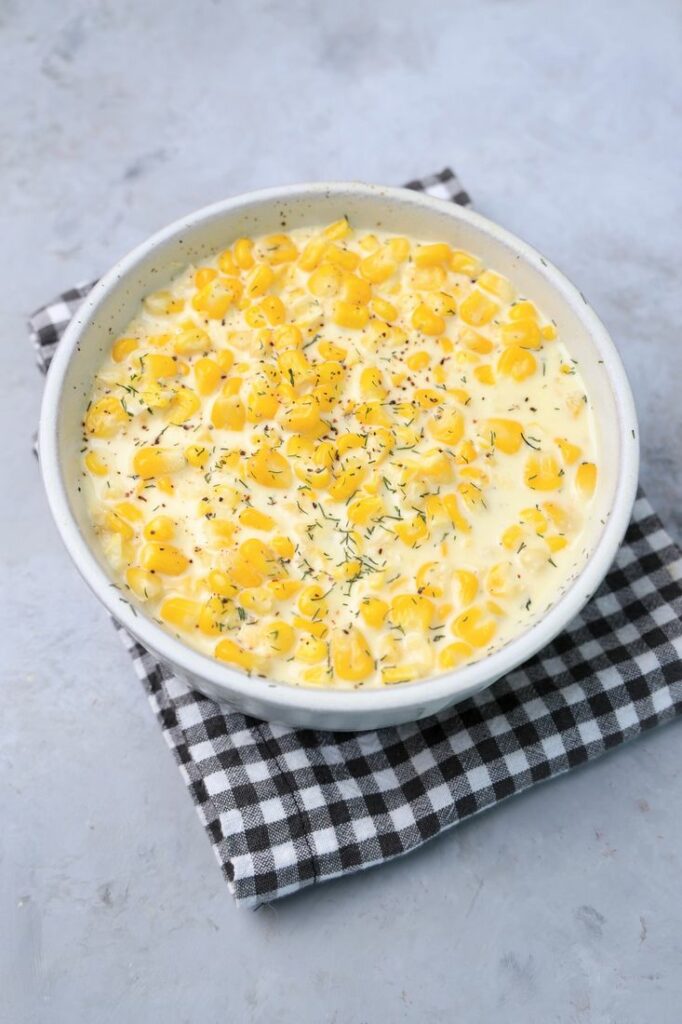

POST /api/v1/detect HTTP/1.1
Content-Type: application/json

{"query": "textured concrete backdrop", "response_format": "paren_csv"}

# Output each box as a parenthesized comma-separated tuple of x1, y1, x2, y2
(3, 1, 681, 1021)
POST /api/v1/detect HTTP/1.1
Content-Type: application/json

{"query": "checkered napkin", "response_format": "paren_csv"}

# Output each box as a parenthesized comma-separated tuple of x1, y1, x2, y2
(30, 170, 682, 908)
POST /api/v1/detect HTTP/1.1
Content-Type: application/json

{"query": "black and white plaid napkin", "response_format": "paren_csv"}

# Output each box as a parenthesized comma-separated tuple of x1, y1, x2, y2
(30, 170, 682, 907)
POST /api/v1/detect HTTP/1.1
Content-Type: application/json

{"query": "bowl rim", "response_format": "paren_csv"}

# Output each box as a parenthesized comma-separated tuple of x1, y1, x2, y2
(39, 180, 639, 720)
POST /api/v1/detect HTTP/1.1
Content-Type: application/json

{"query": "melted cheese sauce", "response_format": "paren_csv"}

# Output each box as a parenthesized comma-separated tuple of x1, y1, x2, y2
(82, 220, 598, 689)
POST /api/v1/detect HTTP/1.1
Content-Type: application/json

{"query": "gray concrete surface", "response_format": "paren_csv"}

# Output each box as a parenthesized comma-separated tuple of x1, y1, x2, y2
(3, 0, 682, 1021)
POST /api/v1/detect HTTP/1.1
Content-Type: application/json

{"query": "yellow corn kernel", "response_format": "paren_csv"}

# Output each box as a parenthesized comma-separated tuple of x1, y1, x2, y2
(230, 562, 262, 588)
(168, 386, 200, 425)
(426, 291, 457, 318)
(359, 367, 387, 400)
(133, 446, 180, 479)
(190, 357, 219, 397)
(525, 454, 563, 491)
(211, 395, 246, 431)
(452, 605, 497, 648)
(154, 476, 173, 497)
(173, 325, 212, 355)
(336, 433, 366, 457)
(520, 506, 549, 534)
(359, 596, 389, 629)
(244, 304, 268, 329)
(84, 396, 128, 438)
(452, 569, 478, 607)
(298, 237, 328, 272)
(320, 217, 350, 241)
(209, 519, 238, 546)
(459, 289, 499, 327)
(278, 348, 315, 389)
(245, 262, 275, 299)
(387, 236, 410, 261)
(439, 641, 472, 670)
(215, 348, 235, 373)
(441, 493, 471, 532)
(501, 318, 542, 350)
(412, 303, 445, 336)
(271, 535, 295, 560)
(239, 587, 274, 616)
(359, 248, 397, 284)
(355, 400, 392, 427)
(143, 515, 174, 541)
(459, 328, 493, 355)
(216, 249, 239, 275)
(84, 450, 108, 476)
(450, 249, 482, 277)
(575, 461, 597, 498)
(508, 300, 537, 321)
(160, 597, 200, 631)
(497, 345, 537, 382)
(293, 616, 328, 639)
(428, 408, 464, 447)
(112, 336, 138, 362)
(245, 388, 279, 423)
(347, 494, 385, 525)
(486, 561, 517, 598)
(125, 567, 161, 602)
(331, 628, 374, 682)
(415, 242, 451, 267)
(343, 274, 372, 305)
(332, 559, 362, 582)
(332, 300, 369, 330)
(103, 511, 134, 540)
(232, 237, 254, 270)
(406, 350, 430, 372)
(547, 535, 568, 553)
(395, 515, 429, 547)
(282, 394, 323, 435)
(141, 542, 189, 576)
(258, 295, 286, 326)
(207, 570, 239, 598)
(555, 437, 582, 465)
(194, 267, 218, 289)
(268, 577, 301, 600)
(324, 243, 360, 271)
(314, 441, 336, 470)
(297, 584, 327, 618)
(196, 596, 232, 636)
(413, 265, 446, 291)
(263, 233, 298, 265)
(260, 620, 295, 655)
(184, 444, 210, 469)
(391, 594, 434, 632)
(541, 323, 558, 341)
(372, 296, 398, 321)
(484, 417, 523, 455)
(318, 340, 347, 361)
(238, 508, 275, 532)
(192, 279, 238, 319)
(473, 364, 496, 386)
(144, 290, 185, 316)
(328, 463, 366, 502)
(142, 353, 187, 380)
(295, 635, 328, 664)
(247, 448, 292, 489)
(501, 524, 524, 550)
(381, 665, 422, 685)
(215, 638, 257, 671)
(477, 269, 514, 303)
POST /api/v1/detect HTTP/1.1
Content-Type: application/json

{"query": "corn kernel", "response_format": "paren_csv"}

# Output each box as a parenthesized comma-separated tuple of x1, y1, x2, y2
(501, 318, 542, 350)
(477, 270, 514, 303)
(359, 248, 397, 284)
(331, 628, 374, 682)
(295, 636, 327, 664)
(484, 418, 523, 455)
(359, 596, 389, 629)
(239, 507, 275, 531)
(412, 303, 445, 336)
(438, 641, 472, 670)
(459, 290, 499, 327)
(84, 450, 108, 476)
(143, 515, 174, 541)
(555, 437, 582, 465)
(271, 535, 295, 560)
(85, 396, 128, 438)
(211, 395, 246, 431)
(112, 337, 138, 362)
(125, 567, 161, 601)
(497, 346, 537, 381)
(332, 300, 369, 330)
(452, 605, 497, 647)
(141, 542, 189, 576)
(525, 454, 563, 491)
(247, 448, 292, 489)
(575, 461, 597, 498)
(215, 638, 257, 671)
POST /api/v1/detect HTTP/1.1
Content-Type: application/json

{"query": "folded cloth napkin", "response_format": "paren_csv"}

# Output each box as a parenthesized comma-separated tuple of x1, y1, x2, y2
(30, 169, 682, 907)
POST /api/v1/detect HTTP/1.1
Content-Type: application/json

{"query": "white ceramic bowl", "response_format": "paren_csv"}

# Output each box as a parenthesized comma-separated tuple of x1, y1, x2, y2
(40, 182, 639, 731)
